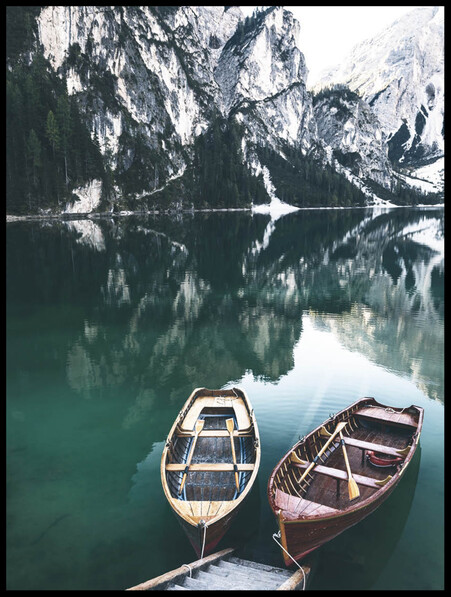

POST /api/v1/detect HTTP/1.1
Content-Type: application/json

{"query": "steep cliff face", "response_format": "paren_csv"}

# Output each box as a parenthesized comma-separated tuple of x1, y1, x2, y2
(214, 7, 318, 189)
(35, 5, 328, 207)
(215, 6, 315, 152)
(313, 87, 392, 188)
(317, 7, 444, 173)
(37, 6, 243, 199)
(7, 5, 443, 214)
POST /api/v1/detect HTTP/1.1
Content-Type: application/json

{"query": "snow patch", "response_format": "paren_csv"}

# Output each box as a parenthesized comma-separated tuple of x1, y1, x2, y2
(397, 157, 444, 194)
(252, 166, 299, 220)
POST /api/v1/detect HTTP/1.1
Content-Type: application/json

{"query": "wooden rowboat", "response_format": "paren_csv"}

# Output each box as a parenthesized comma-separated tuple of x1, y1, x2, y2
(161, 387, 260, 558)
(267, 397, 423, 565)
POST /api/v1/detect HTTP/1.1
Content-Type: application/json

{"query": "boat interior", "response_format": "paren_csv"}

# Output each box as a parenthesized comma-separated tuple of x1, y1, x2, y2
(272, 404, 420, 515)
(165, 396, 257, 506)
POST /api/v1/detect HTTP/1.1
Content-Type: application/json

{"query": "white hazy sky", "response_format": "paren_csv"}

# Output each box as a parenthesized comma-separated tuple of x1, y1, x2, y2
(240, 6, 418, 86)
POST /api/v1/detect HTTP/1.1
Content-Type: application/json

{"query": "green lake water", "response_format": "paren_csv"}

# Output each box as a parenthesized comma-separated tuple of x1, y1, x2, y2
(6, 207, 444, 590)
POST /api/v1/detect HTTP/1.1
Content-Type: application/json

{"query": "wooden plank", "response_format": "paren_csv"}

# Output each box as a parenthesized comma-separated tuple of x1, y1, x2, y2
(343, 436, 409, 457)
(274, 488, 289, 510)
(277, 565, 311, 590)
(181, 397, 223, 430)
(172, 499, 236, 519)
(180, 396, 252, 432)
(302, 501, 323, 516)
(356, 407, 418, 427)
(292, 461, 387, 489)
(232, 399, 252, 430)
(166, 463, 255, 472)
(126, 548, 235, 590)
(177, 430, 253, 438)
(274, 489, 339, 515)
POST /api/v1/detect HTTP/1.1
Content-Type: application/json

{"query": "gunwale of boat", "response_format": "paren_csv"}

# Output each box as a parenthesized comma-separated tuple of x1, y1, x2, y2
(161, 387, 261, 528)
(268, 397, 423, 521)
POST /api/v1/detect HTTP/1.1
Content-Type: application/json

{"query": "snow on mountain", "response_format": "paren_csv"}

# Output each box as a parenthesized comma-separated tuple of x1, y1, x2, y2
(24, 5, 443, 210)
(395, 156, 444, 196)
(316, 6, 444, 179)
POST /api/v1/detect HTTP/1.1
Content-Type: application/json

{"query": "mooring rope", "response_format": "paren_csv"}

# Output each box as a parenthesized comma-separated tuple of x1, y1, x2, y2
(366, 404, 407, 414)
(200, 520, 208, 560)
(181, 564, 192, 577)
(272, 531, 306, 591)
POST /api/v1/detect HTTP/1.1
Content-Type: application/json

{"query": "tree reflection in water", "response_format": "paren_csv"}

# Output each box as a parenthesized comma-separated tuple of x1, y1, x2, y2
(7, 207, 444, 409)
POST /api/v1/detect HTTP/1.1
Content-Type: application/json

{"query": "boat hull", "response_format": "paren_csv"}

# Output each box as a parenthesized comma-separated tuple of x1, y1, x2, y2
(161, 387, 260, 558)
(176, 506, 242, 558)
(268, 397, 423, 566)
(278, 480, 397, 564)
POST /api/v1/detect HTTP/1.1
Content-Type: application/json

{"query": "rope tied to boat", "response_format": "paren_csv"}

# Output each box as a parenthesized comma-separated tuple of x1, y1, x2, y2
(181, 564, 192, 577)
(272, 531, 307, 591)
(198, 519, 208, 560)
(366, 404, 407, 414)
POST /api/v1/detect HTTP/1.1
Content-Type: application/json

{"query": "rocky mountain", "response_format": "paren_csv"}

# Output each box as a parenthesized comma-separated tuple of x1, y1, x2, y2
(6, 6, 443, 215)
(312, 85, 392, 189)
(317, 6, 444, 190)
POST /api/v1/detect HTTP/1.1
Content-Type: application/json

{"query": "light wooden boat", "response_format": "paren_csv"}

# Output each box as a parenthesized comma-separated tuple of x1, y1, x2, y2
(161, 387, 260, 557)
(267, 397, 423, 565)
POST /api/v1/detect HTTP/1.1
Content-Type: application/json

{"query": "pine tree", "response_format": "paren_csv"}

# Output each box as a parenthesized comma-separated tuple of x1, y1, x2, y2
(46, 110, 60, 158)
(25, 128, 42, 210)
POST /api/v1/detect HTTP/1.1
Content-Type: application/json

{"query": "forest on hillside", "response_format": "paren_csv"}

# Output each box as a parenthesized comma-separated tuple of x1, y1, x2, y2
(6, 7, 440, 216)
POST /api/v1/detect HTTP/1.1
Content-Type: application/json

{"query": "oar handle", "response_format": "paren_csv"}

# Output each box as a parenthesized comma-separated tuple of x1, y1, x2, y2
(226, 418, 240, 491)
(230, 440, 239, 491)
(298, 421, 346, 484)
(179, 419, 204, 494)
(339, 431, 352, 476)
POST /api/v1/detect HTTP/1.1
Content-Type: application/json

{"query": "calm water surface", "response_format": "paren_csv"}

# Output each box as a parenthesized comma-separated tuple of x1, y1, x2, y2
(6, 207, 444, 590)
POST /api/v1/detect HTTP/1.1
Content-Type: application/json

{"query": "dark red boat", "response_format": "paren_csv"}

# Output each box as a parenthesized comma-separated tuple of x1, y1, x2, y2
(267, 397, 423, 566)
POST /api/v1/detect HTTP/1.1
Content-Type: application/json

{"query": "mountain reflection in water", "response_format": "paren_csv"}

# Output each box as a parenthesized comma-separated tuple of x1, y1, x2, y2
(6, 206, 444, 591)
(7, 207, 444, 407)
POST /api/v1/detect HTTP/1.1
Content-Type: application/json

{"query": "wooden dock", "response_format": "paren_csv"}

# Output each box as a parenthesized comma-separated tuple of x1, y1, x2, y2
(126, 547, 311, 591)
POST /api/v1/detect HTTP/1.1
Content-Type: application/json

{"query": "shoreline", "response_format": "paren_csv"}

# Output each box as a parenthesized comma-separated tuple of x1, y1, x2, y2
(6, 202, 444, 223)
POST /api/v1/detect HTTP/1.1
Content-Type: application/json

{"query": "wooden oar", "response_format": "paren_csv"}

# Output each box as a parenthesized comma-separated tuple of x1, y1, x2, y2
(339, 429, 360, 501)
(179, 419, 205, 494)
(297, 421, 347, 485)
(226, 418, 240, 491)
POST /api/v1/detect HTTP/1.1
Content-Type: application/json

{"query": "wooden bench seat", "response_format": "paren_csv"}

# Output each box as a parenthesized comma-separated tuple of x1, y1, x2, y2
(342, 436, 409, 458)
(292, 462, 391, 489)
(166, 463, 255, 472)
(176, 429, 253, 438)
(180, 396, 252, 431)
(355, 406, 418, 427)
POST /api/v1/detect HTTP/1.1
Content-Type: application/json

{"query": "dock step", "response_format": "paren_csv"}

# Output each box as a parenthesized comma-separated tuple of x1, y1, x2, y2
(127, 548, 310, 591)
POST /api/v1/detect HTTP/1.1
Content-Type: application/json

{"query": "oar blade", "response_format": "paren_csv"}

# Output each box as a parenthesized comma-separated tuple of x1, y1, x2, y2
(195, 419, 205, 434)
(348, 477, 360, 500)
(226, 418, 235, 434)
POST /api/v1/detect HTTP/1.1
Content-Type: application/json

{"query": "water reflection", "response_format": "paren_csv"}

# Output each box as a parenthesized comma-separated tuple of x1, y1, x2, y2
(6, 207, 444, 591)
(6, 208, 444, 410)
